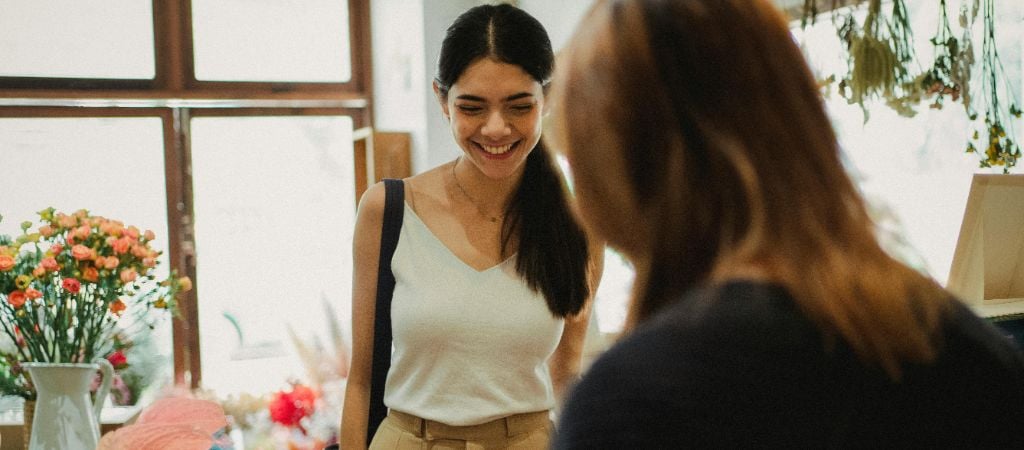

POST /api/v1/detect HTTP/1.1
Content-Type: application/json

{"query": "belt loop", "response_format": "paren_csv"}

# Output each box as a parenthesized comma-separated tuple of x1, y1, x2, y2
(504, 415, 515, 437)
(419, 416, 427, 438)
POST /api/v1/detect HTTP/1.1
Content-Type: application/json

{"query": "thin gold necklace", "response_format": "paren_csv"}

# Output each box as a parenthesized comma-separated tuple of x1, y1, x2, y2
(452, 158, 503, 223)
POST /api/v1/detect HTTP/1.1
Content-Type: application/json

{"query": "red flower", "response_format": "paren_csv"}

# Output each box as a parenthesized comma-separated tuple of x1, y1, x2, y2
(7, 290, 27, 308)
(109, 299, 126, 315)
(268, 384, 317, 429)
(106, 350, 128, 369)
(62, 278, 81, 294)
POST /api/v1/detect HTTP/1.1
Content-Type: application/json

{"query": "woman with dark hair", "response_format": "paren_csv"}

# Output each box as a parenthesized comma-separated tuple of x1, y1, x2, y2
(340, 4, 599, 449)
(548, 0, 1024, 447)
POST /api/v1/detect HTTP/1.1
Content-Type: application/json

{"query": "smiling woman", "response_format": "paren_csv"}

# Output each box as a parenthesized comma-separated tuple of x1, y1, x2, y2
(340, 4, 601, 449)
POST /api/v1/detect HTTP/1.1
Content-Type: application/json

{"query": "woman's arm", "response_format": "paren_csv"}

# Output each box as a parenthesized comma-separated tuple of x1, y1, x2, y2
(549, 240, 605, 405)
(340, 182, 387, 449)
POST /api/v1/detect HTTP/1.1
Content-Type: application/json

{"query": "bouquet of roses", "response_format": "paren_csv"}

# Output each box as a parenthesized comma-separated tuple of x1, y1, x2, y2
(0, 208, 190, 364)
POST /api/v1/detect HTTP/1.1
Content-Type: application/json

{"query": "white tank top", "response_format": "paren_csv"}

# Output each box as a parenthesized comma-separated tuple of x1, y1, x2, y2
(383, 204, 564, 425)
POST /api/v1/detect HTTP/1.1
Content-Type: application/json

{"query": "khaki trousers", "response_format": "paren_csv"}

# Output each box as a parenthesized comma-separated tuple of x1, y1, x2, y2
(368, 409, 553, 450)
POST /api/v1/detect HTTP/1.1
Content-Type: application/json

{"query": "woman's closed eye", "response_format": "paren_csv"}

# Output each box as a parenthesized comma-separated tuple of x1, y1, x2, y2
(509, 104, 534, 114)
(456, 104, 484, 114)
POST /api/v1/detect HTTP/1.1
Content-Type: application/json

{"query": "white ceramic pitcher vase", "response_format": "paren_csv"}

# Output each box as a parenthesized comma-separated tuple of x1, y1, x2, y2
(22, 359, 113, 450)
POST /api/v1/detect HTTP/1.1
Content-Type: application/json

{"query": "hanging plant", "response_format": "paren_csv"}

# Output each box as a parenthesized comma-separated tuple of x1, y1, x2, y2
(800, 0, 861, 28)
(921, 0, 972, 112)
(966, 0, 1022, 172)
(837, 0, 924, 120)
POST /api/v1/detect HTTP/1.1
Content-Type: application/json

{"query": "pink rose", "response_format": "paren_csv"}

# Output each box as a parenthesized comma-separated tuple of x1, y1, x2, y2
(125, 226, 140, 241)
(49, 243, 63, 255)
(119, 269, 137, 284)
(0, 255, 14, 272)
(103, 257, 120, 269)
(41, 257, 59, 272)
(71, 244, 92, 261)
(143, 229, 155, 241)
(62, 278, 81, 294)
(142, 257, 157, 268)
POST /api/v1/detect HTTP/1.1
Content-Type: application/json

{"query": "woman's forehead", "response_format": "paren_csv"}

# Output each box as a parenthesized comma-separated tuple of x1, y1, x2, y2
(451, 58, 543, 100)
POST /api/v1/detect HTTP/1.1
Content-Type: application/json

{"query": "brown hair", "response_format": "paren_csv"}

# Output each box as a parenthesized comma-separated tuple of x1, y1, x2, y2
(549, 0, 949, 378)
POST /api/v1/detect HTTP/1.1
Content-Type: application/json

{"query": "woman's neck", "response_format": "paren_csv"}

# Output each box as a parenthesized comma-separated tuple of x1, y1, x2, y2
(451, 157, 522, 217)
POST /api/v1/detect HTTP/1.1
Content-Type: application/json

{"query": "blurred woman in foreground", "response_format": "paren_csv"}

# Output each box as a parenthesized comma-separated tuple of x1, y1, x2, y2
(547, 0, 1024, 447)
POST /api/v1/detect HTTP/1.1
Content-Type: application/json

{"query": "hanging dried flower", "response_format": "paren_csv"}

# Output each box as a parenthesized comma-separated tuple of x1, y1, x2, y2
(921, 0, 970, 111)
(837, 0, 924, 120)
(966, 0, 1022, 171)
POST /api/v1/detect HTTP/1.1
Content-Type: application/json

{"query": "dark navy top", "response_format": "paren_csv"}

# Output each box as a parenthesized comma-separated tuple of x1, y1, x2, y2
(555, 281, 1024, 448)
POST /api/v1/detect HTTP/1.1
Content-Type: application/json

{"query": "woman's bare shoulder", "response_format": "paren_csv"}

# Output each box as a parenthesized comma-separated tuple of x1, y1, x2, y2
(404, 161, 453, 214)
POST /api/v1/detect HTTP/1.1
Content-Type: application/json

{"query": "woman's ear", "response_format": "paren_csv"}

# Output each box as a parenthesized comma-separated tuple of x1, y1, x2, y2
(432, 80, 450, 120)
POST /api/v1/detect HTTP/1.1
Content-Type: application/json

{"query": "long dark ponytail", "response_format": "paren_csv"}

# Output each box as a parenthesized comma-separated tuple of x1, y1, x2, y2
(436, 4, 590, 317)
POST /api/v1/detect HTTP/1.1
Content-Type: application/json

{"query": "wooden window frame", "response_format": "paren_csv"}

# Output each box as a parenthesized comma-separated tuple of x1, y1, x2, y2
(0, 0, 373, 389)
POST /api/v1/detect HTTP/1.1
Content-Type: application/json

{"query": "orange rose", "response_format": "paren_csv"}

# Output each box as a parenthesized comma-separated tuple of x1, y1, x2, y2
(39, 225, 55, 237)
(108, 221, 124, 237)
(32, 266, 46, 277)
(57, 213, 77, 228)
(71, 244, 92, 261)
(0, 255, 14, 272)
(74, 224, 91, 240)
(83, 267, 99, 283)
(132, 244, 149, 258)
(8, 290, 27, 308)
(125, 226, 140, 241)
(103, 257, 120, 270)
(25, 288, 42, 299)
(142, 257, 157, 268)
(49, 243, 63, 255)
(144, 230, 156, 241)
(112, 237, 131, 255)
(109, 299, 126, 315)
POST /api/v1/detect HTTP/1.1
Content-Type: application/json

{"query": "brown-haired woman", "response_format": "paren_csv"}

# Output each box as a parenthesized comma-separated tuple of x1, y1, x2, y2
(547, 0, 1024, 447)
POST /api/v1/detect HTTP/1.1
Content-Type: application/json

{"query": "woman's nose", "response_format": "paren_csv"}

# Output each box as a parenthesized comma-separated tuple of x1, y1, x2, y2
(481, 110, 511, 138)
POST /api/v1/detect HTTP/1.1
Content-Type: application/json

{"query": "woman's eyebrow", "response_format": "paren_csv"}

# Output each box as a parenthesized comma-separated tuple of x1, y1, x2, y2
(455, 92, 535, 102)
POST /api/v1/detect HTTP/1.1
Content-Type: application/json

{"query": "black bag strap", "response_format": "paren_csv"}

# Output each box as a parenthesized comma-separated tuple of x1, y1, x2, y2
(367, 178, 404, 443)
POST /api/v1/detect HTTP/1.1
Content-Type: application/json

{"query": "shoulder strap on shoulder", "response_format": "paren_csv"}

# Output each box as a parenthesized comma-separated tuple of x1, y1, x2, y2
(367, 178, 404, 442)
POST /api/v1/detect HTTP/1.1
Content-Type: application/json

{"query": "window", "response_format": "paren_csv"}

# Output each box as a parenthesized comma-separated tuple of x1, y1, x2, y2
(0, 0, 372, 394)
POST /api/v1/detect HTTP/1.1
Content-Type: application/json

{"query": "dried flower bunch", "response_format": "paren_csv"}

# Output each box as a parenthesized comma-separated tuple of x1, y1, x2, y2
(802, 0, 1021, 172)
(966, 0, 1022, 171)
(0, 208, 190, 364)
(837, 0, 922, 119)
(921, 0, 972, 112)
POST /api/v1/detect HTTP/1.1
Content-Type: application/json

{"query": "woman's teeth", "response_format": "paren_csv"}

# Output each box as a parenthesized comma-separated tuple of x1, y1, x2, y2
(480, 142, 514, 154)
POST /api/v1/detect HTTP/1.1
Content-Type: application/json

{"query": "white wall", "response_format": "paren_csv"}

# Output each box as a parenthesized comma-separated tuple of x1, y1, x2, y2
(518, 0, 595, 52)
(370, 0, 428, 172)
